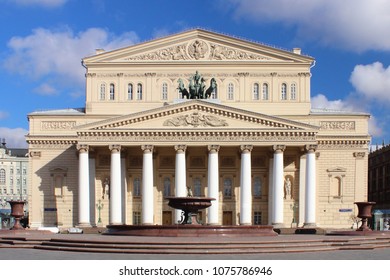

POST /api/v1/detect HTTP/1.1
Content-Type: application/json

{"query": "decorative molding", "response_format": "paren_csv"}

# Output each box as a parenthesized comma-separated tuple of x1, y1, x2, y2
(174, 144, 187, 153)
(273, 144, 286, 153)
(317, 139, 369, 149)
(305, 144, 318, 153)
(29, 151, 41, 158)
(141, 145, 153, 153)
(125, 40, 273, 62)
(163, 112, 228, 127)
(320, 121, 355, 131)
(240, 145, 253, 153)
(109, 144, 121, 153)
(353, 152, 365, 159)
(208, 145, 220, 153)
(77, 144, 89, 153)
(41, 121, 76, 130)
(78, 130, 317, 143)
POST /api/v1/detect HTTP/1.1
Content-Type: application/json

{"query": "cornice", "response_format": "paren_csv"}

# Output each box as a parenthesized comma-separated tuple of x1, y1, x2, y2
(75, 100, 319, 131)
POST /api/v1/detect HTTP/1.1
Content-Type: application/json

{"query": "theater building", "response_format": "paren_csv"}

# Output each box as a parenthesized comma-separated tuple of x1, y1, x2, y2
(27, 29, 370, 229)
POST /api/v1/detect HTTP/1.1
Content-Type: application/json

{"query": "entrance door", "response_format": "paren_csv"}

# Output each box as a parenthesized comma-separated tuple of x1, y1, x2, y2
(162, 211, 172, 225)
(223, 211, 233, 225)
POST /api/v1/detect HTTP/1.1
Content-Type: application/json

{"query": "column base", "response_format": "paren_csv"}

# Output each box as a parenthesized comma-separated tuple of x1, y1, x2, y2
(77, 223, 92, 228)
(272, 223, 284, 229)
(303, 222, 316, 228)
(240, 222, 251, 226)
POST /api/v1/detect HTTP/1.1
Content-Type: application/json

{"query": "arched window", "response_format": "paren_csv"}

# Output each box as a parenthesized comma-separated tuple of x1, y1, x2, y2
(253, 83, 259, 100)
(133, 177, 141, 197)
(281, 83, 287, 100)
(253, 176, 262, 197)
(223, 178, 233, 197)
(127, 83, 133, 100)
(109, 83, 115, 100)
(162, 82, 168, 100)
(137, 83, 143, 100)
(99, 83, 106, 100)
(193, 177, 202, 197)
(291, 83, 296, 100)
(227, 83, 234, 100)
(0, 169, 5, 184)
(163, 177, 171, 197)
(262, 83, 269, 100)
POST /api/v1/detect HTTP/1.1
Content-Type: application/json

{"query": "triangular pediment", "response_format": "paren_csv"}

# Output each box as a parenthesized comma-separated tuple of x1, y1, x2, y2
(83, 29, 313, 65)
(76, 100, 318, 132)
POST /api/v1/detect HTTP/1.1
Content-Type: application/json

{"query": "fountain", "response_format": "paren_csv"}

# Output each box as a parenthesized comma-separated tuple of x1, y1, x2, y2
(104, 194, 277, 237)
(166, 196, 214, 225)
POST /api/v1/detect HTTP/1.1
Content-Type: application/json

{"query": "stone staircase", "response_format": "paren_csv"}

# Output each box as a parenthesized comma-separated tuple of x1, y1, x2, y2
(1, 234, 390, 254)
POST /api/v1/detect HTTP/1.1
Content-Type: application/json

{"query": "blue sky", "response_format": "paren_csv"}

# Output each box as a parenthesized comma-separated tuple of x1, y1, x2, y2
(1, 0, 390, 148)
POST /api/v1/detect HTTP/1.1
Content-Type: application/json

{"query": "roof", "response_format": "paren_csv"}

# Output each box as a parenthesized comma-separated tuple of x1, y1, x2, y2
(310, 108, 370, 116)
(29, 108, 85, 116)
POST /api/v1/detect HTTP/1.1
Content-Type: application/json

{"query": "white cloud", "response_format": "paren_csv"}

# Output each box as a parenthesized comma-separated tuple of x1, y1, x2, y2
(350, 62, 390, 102)
(0, 127, 28, 148)
(225, 0, 390, 52)
(4, 27, 140, 88)
(311, 94, 355, 112)
(10, 0, 67, 8)
(33, 83, 58, 96)
(311, 93, 381, 137)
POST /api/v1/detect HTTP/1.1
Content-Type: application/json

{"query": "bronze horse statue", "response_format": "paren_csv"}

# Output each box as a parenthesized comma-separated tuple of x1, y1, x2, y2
(177, 78, 190, 99)
(205, 78, 217, 98)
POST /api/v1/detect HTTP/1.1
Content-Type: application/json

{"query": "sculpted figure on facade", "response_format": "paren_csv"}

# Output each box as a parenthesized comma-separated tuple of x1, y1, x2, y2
(177, 71, 217, 99)
(284, 177, 292, 199)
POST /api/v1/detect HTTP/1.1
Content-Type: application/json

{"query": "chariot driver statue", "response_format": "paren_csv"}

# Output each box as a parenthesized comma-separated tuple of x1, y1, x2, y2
(177, 71, 217, 99)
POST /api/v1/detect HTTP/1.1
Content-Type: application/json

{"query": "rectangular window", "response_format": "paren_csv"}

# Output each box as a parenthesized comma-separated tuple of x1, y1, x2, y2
(254, 212, 262, 225)
(133, 211, 141, 225)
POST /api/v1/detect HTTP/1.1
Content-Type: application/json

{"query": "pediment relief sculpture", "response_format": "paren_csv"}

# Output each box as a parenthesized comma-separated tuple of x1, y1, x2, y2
(125, 39, 272, 61)
(163, 112, 228, 127)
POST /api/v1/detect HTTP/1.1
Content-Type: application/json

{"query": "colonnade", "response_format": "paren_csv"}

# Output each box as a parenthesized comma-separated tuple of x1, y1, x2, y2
(77, 143, 317, 227)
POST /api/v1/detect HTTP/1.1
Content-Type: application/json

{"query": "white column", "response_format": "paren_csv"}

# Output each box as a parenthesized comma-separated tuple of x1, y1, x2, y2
(89, 154, 96, 226)
(304, 145, 317, 227)
(109, 145, 122, 225)
(298, 154, 306, 227)
(272, 145, 285, 226)
(174, 145, 187, 223)
(240, 145, 253, 225)
(121, 155, 127, 224)
(207, 145, 220, 225)
(142, 145, 154, 225)
(268, 158, 274, 225)
(77, 144, 90, 227)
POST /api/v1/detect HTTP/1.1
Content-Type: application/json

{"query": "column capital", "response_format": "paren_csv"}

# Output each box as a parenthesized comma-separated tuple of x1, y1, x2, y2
(109, 144, 121, 153)
(273, 145, 286, 153)
(240, 145, 253, 153)
(77, 144, 89, 153)
(305, 144, 318, 153)
(208, 145, 220, 153)
(141, 145, 154, 153)
(174, 144, 187, 153)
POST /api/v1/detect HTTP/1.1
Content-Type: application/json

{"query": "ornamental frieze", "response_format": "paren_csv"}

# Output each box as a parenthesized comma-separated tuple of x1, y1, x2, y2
(125, 40, 271, 61)
(41, 121, 76, 130)
(78, 132, 316, 143)
(163, 112, 228, 127)
(320, 121, 355, 130)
